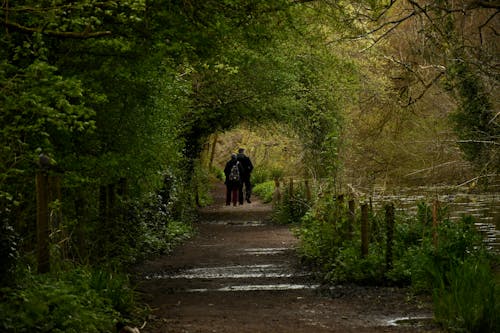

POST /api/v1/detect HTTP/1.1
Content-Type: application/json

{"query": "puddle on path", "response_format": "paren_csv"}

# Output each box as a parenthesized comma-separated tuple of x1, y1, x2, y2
(186, 283, 320, 292)
(241, 247, 289, 255)
(384, 316, 434, 327)
(201, 220, 266, 226)
(145, 264, 310, 280)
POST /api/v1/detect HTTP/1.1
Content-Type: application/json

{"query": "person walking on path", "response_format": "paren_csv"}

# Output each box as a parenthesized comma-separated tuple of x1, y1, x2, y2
(237, 148, 254, 204)
(224, 153, 243, 206)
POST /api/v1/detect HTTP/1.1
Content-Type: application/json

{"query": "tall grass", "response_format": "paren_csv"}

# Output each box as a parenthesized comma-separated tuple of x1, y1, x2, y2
(432, 258, 499, 333)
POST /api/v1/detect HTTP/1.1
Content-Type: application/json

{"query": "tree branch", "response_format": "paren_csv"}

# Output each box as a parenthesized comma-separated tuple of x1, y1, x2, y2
(2, 19, 112, 39)
(468, 1, 500, 10)
(479, 10, 499, 45)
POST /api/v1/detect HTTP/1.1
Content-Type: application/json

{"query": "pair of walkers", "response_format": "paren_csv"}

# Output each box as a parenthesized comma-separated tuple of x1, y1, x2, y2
(224, 148, 253, 206)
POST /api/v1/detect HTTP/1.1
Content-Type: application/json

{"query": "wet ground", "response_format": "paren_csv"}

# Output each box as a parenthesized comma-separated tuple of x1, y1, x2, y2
(134, 183, 442, 333)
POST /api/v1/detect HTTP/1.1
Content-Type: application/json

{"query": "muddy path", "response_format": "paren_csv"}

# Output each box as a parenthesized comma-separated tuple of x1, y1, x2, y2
(134, 182, 441, 333)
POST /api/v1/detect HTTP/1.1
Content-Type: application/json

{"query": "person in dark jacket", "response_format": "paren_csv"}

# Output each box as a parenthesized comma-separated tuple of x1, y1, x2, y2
(224, 153, 243, 206)
(236, 148, 254, 204)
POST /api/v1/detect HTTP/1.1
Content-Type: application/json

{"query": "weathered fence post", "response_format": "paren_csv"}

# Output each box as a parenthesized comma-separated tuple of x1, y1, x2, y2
(304, 180, 311, 202)
(385, 203, 395, 270)
(432, 199, 440, 248)
(361, 203, 369, 258)
(289, 178, 294, 198)
(117, 177, 128, 198)
(348, 199, 355, 238)
(273, 178, 282, 206)
(36, 155, 51, 273)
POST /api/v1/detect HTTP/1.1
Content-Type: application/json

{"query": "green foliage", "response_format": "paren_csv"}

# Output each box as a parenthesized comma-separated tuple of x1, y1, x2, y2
(252, 181, 275, 204)
(449, 61, 499, 172)
(92, 192, 194, 267)
(0, 0, 368, 330)
(0, 268, 135, 333)
(295, 195, 385, 283)
(295, 196, 499, 332)
(0, 216, 19, 286)
(432, 258, 499, 333)
(272, 182, 311, 224)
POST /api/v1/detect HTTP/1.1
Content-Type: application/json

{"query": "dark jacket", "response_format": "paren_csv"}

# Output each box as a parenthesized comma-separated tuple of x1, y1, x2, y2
(236, 153, 253, 180)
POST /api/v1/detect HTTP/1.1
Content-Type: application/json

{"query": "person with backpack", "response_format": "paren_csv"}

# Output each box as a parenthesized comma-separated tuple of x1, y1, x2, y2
(236, 148, 254, 204)
(224, 153, 243, 206)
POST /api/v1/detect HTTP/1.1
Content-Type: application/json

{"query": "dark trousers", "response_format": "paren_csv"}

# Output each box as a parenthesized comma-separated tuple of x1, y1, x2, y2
(238, 177, 252, 203)
(226, 184, 239, 206)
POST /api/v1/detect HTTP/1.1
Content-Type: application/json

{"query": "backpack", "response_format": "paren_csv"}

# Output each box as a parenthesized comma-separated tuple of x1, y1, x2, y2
(228, 162, 240, 182)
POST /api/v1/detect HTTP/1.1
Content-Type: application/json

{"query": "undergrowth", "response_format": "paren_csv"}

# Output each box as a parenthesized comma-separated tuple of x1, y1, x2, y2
(252, 181, 274, 203)
(289, 194, 499, 333)
(0, 267, 136, 332)
(0, 187, 195, 332)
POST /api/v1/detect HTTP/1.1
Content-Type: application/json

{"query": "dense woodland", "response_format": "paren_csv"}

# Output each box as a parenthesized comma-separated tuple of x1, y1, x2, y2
(1, 0, 498, 332)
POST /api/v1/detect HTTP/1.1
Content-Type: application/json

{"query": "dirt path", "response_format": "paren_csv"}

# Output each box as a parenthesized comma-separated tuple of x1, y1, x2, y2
(134, 183, 441, 333)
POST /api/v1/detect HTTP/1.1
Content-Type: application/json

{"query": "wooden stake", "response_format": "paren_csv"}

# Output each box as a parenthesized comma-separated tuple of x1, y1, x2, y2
(305, 180, 311, 202)
(361, 203, 369, 258)
(348, 199, 355, 238)
(432, 199, 440, 248)
(272, 178, 281, 206)
(385, 203, 395, 270)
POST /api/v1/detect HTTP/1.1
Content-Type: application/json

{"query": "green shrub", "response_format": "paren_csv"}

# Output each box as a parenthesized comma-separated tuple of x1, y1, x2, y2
(433, 258, 499, 333)
(0, 217, 19, 286)
(252, 181, 275, 203)
(251, 167, 283, 186)
(295, 195, 386, 284)
(0, 268, 135, 332)
(272, 182, 311, 224)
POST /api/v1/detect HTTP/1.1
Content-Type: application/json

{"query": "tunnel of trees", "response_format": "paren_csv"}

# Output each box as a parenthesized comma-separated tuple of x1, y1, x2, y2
(1, 0, 498, 331)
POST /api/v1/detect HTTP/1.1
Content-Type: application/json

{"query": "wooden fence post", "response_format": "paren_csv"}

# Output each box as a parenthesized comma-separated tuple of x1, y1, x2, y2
(289, 178, 294, 198)
(117, 177, 128, 198)
(385, 203, 395, 270)
(304, 180, 311, 202)
(361, 203, 369, 258)
(36, 165, 50, 273)
(432, 199, 440, 249)
(273, 178, 281, 206)
(348, 199, 355, 238)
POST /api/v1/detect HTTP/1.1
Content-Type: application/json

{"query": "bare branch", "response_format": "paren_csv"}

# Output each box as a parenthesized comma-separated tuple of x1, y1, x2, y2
(1, 19, 112, 39)
(467, 1, 500, 10)
(404, 72, 444, 106)
(385, 55, 446, 106)
(355, 10, 417, 50)
(479, 10, 499, 45)
(457, 139, 500, 145)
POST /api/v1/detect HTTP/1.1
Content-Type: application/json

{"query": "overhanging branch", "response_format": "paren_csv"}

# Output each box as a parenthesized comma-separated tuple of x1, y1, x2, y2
(2, 19, 112, 39)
